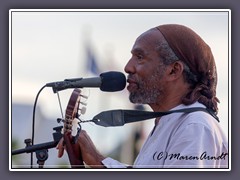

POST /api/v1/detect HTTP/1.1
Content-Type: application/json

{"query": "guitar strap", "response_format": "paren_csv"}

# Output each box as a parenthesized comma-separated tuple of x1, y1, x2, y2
(92, 107, 219, 127)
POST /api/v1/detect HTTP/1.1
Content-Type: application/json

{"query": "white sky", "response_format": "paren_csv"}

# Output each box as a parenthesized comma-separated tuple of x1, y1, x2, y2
(10, 10, 230, 157)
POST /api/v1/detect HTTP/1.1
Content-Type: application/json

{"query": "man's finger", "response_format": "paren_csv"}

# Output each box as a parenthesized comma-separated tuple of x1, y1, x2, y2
(56, 138, 65, 158)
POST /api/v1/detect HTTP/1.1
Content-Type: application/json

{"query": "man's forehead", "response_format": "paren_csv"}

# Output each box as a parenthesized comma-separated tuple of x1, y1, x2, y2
(131, 29, 164, 53)
(131, 47, 145, 54)
(139, 28, 163, 38)
(135, 29, 165, 45)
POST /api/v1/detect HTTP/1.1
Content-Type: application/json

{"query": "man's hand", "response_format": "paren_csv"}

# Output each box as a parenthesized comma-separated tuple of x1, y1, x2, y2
(56, 132, 84, 168)
(57, 130, 105, 168)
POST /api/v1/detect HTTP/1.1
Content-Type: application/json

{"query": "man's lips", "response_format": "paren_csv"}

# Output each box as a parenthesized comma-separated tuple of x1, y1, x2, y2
(127, 78, 136, 84)
(127, 79, 138, 91)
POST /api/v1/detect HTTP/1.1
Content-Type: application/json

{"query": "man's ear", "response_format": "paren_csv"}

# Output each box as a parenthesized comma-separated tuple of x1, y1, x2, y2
(166, 61, 184, 81)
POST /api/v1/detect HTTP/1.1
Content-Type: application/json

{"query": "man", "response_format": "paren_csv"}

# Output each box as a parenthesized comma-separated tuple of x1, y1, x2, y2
(57, 24, 228, 168)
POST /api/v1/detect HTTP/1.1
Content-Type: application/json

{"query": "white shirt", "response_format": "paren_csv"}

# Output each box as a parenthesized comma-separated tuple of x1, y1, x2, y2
(102, 102, 228, 168)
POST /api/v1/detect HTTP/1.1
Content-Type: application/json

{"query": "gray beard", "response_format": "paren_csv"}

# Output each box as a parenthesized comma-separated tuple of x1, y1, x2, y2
(129, 65, 165, 104)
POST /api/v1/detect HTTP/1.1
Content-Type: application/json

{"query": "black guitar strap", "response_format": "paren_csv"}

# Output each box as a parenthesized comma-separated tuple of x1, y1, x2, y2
(92, 107, 219, 127)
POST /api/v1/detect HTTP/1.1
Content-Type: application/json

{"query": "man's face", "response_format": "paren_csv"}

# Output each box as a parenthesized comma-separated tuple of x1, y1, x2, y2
(124, 29, 167, 104)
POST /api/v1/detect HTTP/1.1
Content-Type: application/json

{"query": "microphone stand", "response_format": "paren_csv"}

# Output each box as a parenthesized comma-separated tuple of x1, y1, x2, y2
(12, 126, 63, 168)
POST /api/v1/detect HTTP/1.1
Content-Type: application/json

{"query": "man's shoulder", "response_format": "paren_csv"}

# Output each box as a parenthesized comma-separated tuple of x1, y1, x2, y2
(171, 101, 217, 126)
(177, 109, 221, 136)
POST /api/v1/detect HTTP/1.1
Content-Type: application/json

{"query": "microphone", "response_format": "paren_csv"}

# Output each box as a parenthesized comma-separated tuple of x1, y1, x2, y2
(46, 71, 126, 93)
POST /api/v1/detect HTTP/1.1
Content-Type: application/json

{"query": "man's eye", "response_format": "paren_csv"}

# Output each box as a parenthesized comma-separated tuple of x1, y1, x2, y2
(136, 54, 143, 60)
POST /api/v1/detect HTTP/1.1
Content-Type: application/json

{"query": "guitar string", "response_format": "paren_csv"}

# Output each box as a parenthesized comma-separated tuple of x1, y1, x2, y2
(56, 91, 64, 119)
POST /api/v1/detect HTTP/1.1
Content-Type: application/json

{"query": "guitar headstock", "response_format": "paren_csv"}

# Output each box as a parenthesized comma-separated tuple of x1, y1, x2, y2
(63, 88, 87, 138)
(61, 88, 87, 168)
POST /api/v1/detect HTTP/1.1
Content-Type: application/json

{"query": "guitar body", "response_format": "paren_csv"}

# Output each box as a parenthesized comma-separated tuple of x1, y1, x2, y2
(64, 88, 85, 168)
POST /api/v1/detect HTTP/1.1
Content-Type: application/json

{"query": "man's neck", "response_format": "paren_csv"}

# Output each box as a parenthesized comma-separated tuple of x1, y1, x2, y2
(149, 83, 190, 112)
(149, 99, 182, 112)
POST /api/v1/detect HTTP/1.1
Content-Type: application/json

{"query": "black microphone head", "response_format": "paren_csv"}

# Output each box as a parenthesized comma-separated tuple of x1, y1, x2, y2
(100, 71, 126, 92)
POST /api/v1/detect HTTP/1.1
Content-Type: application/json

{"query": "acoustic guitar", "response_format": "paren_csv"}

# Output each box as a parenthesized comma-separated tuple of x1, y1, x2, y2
(63, 88, 86, 168)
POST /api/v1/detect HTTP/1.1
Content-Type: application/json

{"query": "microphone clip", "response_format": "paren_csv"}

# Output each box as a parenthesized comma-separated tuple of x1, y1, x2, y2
(46, 78, 83, 93)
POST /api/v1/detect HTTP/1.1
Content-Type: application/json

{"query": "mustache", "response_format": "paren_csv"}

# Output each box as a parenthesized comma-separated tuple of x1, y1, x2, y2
(127, 74, 138, 82)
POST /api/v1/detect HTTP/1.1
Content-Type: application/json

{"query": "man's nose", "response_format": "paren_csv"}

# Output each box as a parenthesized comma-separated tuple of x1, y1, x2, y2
(124, 57, 135, 74)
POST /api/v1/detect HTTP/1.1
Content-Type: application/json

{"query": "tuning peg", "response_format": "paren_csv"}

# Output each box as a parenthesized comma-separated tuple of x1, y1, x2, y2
(79, 106, 87, 115)
(81, 94, 88, 99)
(80, 101, 87, 106)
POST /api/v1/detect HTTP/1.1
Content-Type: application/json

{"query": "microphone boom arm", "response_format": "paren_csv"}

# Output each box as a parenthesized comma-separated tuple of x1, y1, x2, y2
(12, 126, 63, 155)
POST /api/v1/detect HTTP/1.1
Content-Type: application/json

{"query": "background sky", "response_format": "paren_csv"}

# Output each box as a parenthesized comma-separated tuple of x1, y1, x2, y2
(10, 10, 230, 167)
